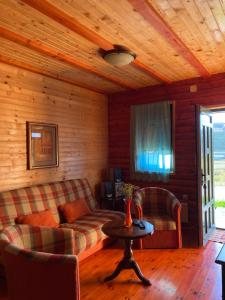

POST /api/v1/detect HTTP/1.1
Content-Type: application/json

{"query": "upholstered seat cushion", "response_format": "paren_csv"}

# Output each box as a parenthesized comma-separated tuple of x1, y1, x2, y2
(143, 214, 176, 230)
(60, 209, 124, 255)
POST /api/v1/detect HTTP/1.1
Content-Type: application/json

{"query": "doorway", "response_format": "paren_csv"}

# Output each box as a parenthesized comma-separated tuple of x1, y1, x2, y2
(197, 107, 225, 246)
(212, 110, 225, 230)
(198, 108, 215, 246)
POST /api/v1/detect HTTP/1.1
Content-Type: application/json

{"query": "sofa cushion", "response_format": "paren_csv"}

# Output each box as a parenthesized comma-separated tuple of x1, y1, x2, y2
(60, 209, 124, 255)
(144, 214, 176, 230)
(15, 210, 59, 228)
(0, 226, 24, 248)
(59, 199, 91, 223)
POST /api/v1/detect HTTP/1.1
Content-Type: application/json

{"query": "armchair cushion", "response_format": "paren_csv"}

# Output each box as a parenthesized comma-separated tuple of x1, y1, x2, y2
(144, 214, 176, 230)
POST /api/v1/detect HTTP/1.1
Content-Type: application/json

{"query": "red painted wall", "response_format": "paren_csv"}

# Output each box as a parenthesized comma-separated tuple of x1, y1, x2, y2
(109, 73, 225, 247)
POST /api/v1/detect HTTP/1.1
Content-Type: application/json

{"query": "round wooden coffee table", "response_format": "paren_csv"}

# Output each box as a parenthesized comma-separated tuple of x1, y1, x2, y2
(102, 219, 154, 286)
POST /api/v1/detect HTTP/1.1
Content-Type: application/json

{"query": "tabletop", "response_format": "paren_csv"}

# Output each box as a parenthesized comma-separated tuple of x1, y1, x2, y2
(102, 219, 154, 240)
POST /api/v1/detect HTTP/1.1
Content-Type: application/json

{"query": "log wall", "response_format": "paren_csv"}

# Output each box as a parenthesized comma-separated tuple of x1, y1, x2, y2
(109, 73, 225, 246)
(0, 62, 108, 193)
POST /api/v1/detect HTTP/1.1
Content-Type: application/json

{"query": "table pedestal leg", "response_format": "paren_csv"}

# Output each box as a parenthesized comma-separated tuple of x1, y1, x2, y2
(104, 239, 151, 286)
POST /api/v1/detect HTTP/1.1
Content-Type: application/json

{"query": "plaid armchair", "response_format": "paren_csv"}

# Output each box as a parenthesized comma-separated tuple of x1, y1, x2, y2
(0, 225, 80, 300)
(134, 187, 182, 249)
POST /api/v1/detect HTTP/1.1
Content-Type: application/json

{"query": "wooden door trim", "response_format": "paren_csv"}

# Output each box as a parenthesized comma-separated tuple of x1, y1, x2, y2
(197, 106, 215, 246)
(196, 105, 203, 247)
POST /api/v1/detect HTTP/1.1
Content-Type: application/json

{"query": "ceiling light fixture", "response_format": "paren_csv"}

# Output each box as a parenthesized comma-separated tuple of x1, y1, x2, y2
(101, 45, 136, 66)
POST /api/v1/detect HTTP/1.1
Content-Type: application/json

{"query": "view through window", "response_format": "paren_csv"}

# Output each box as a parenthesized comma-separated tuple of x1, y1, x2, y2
(212, 111, 225, 229)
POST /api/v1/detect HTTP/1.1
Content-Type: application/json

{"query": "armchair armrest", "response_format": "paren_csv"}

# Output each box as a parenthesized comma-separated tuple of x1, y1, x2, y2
(2, 243, 80, 300)
(173, 203, 182, 248)
(169, 196, 181, 219)
(133, 189, 143, 219)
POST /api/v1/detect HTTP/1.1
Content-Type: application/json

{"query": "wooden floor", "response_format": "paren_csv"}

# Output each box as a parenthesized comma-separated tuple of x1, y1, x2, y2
(79, 241, 222, 300)
(0, 241, 223, 300)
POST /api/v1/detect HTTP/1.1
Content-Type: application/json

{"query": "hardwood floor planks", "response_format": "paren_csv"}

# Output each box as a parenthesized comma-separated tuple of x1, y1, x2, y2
(79, 241, 222, 300)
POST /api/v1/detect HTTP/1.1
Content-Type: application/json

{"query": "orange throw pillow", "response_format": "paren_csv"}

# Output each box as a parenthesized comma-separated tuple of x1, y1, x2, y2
(59, 199, 91, 223)
(15, 209, 59, 228)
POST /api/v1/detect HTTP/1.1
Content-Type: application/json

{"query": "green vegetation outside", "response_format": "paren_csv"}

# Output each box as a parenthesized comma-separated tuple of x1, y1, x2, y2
(215, 200, 225, 208)
(214, 159, 225, 186)
(213, 120, 225, 208)
(214, 159, 225, 208)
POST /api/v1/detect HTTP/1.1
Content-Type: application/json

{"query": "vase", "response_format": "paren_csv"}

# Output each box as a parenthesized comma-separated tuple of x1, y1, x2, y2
(124, 198, 132, 227)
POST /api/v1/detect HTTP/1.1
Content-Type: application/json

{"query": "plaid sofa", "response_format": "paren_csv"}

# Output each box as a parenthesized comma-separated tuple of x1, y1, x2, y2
(0, 178, 124, 258)
(0, 225, 80, 300)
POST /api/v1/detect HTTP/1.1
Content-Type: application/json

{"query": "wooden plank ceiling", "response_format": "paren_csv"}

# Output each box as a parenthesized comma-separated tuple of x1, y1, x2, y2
(0, 0, 224, 94)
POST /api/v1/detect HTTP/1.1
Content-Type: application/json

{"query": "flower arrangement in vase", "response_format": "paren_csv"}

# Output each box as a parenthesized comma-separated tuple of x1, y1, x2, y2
(123, 183, 139, 227)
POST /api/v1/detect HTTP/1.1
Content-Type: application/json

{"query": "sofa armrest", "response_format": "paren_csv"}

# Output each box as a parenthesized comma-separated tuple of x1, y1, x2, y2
(1, 225, 75, 255)
(21, 225, 75, 254)
(3, 244, 80, 300)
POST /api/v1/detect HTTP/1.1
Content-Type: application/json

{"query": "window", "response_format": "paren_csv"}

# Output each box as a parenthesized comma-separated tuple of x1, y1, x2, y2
(131, 101, 174, 182)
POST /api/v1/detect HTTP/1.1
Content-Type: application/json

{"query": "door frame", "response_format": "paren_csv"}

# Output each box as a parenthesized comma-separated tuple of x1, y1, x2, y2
(196, 105, 216, 247)
(196, 105, 203, 247)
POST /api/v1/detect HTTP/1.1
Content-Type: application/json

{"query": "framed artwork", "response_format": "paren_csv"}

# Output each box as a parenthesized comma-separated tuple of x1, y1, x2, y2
(27, 122, 59, 169)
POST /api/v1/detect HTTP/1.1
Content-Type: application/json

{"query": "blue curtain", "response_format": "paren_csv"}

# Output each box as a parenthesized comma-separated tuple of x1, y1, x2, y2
(131, 101, 173, 182)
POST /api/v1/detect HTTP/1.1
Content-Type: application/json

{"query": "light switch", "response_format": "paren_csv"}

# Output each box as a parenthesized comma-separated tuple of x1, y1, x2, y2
(190, 84, 197, 93)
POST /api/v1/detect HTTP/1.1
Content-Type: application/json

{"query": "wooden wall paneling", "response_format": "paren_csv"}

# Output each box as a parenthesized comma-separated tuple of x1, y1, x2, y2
(108, 72, 225, 246)
(0, 62, 108, 193)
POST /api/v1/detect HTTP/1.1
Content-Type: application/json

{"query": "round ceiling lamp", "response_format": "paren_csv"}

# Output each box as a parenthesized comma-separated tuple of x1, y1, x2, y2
(101, 45, 136, 66)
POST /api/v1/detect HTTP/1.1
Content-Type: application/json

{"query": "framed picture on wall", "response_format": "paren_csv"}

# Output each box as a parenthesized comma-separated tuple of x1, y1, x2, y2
(27, 122, 59, 169)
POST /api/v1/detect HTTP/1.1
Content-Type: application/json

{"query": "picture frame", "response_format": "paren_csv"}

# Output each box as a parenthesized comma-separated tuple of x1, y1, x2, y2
(27, 122, 59, 169)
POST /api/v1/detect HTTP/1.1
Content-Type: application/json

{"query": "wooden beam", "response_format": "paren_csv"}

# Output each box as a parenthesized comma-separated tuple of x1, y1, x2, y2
(0, 26, 133, 90)
(131, 60, 172, 84)
(21, 0, 171, 83)
(22, 0, 112, 51)
(0, 55, 105, 94)
(128, 0, 210, 77)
